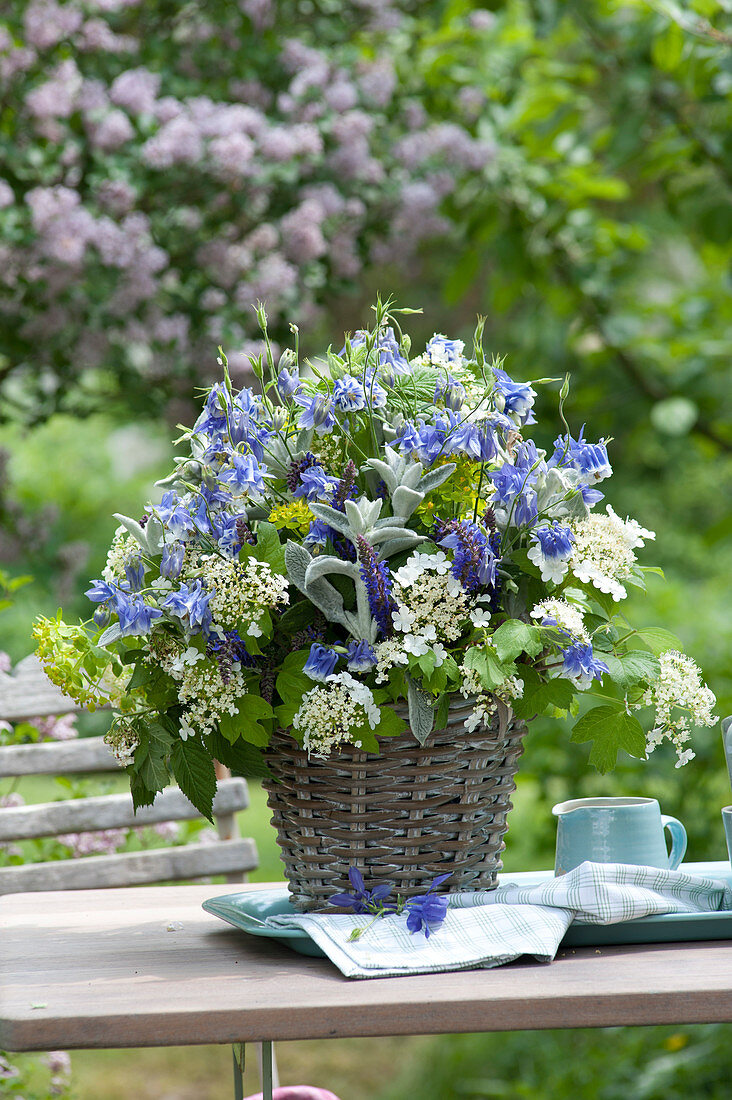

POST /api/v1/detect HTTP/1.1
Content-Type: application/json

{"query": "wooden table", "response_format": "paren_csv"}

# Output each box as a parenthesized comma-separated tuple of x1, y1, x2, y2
(2, 884, 732, 1095)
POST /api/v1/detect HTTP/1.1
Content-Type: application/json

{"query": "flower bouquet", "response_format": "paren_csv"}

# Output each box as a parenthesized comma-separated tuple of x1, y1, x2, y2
(35, 298, 717, 907)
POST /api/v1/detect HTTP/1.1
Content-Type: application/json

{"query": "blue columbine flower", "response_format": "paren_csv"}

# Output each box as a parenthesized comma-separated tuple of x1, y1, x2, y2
(160, 543, 185, 580)
(492, 366, 537, 425)
(294, 392, 336, 434)
(157, 491, 196, 540)
(426, 334, 465, 365)
(527, 522, 575, 583)
(551, 427, 612, 483)
(361, 370, 388, 408)
(162, 580, 213, 635)
(559, 642, 610, 689)
(435, 374, 466, 412)
(86, 578, 124, 604)
(333, 375, 367, 412)
(218, 452, 268, 497)
(346, 639, 377, 672)
(437, 519, 500, 593)
(328, 866, 395, 914)
(277, 364, 301, 401)
(125, 556, 145, 592)
(114, 593, 163, 637)
(394, 420, 420, 455)
(404, 873, 452, 938)
(292, 465, 339, 502)
(415, 419, 448, 465)
(303, 643, 340, 682)
(304, 519, 333, 548)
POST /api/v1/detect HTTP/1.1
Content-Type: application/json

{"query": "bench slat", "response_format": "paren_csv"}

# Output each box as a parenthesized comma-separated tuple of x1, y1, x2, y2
(0, 778, 249, 841)
(0, 837, 258, 894)
(0, 736, 119, 777)
(0, 655, 79, 722)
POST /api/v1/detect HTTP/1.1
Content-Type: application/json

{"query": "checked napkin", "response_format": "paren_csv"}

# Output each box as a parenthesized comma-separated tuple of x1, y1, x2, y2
(267, 862, 732, 979)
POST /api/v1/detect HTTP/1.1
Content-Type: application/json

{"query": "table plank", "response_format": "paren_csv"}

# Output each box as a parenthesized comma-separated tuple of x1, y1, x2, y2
(2, 885, 732, 1052)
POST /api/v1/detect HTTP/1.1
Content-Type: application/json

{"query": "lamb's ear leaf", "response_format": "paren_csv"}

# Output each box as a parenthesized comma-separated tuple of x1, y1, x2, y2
(113, 513, 150, 551)
(415, 463, 457, 495)
(391, 485, 424, 519)
(406, 674, 435, 746)
(377, 536, 428, 558)
(308, 503, 353, 538)
(369, 526, 423, 545)
(304, 556, 360, 584)
(285, 541, 350, 627)
(365, 457, 399, 494)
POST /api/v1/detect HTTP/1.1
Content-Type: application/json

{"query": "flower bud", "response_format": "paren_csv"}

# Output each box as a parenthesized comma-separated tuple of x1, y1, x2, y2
(93, 605, 111, 628)
(160, 542, 185, 579)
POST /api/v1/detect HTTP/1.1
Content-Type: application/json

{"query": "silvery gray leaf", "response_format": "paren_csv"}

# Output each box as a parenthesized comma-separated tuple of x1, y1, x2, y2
(308, 503, 353, 538)
(415, 462, 457, 495)
(344, 498, 366, 535)
(305, 556, 360, 585)
(365, 457, 398, 494)
(113, 513, 152, 552)
(285, 541, 349, 627)
(98, 623, 124, 647)
(391, 485, 423, 519)
(369, 525, 421, 545)
(377, 535, 428, 558)
(407, 675, 435, 746)
(143, 516, 164, 554)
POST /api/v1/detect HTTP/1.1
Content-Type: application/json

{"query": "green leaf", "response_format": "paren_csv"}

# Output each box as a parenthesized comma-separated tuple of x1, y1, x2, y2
(463, 646, 514, 690)
(512, 667, 576, 720)
(171, 739, 217, 821)
(602, 651, 660, 692)
(492, 619, 544, 663)
(372, 706, 408, 739)
(130, 772, 157, 813)
(434, 692, 451, 731)
(219, 695, 274, 746)
(275, 652, 311, 706)
(253, 521, 286, 574)
(570, 706, 647, 773)
(207, 728, 272, 780)
(127, 661, 153, 691)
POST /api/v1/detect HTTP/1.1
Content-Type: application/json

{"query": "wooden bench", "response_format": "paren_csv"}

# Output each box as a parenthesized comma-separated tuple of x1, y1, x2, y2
(0, 654, 259, 894)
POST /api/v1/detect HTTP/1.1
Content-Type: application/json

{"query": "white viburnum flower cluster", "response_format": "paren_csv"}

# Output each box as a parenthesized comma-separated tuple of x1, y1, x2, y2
(104, 721, 140, 766)
(157, 643, 248, 738)
(391, 551, 471, 657)
(639, 650, 717, 767)
(458, 665, 525, 733)
(569, 505, 655, 601)
(194, 554, 288, 635)
(102, 525, 140, 582)
(530, 597, 589, 643)
(293, 672, 380, 757)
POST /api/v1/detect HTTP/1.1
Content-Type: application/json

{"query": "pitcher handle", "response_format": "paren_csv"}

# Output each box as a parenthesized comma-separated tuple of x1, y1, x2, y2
(661, 815, 687, 870)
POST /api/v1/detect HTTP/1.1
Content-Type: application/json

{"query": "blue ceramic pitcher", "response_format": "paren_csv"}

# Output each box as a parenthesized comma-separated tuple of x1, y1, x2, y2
(552, 796, 687, 875)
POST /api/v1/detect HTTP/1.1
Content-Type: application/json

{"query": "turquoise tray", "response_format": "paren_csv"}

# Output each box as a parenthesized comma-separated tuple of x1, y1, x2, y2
(203, 860, 732, 958)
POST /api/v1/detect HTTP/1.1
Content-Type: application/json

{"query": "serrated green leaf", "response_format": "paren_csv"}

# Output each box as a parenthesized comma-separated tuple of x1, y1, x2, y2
(570, 705, 647, 773)
(434, 693, 451, 731)
(219, 694, 274, 746)
(463, 646, 514, 690)
(602, 651, 660, 692)
(130, 772, 157, 813)
(207, 728, 272, 780)
(171, 739, 217, 821)
(512, 667, 576, 720)
(492, 619, 544, 662)
(373, 705, 408, 739)
(253, 521, 287, 574)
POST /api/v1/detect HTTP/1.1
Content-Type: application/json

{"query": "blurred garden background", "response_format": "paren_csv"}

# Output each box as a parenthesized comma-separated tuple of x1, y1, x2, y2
(1, 0, 731, 1097)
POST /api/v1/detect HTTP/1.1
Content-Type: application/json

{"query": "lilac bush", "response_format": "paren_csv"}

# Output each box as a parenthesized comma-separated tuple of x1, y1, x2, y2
(0, 0, 494, 422)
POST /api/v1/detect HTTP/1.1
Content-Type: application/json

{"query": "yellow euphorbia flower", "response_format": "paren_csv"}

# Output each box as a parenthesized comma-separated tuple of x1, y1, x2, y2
(268, 499, 313, 536)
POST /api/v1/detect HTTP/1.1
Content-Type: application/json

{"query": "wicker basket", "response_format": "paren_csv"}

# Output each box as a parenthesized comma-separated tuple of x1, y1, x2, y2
(263, 696, 527, 911)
